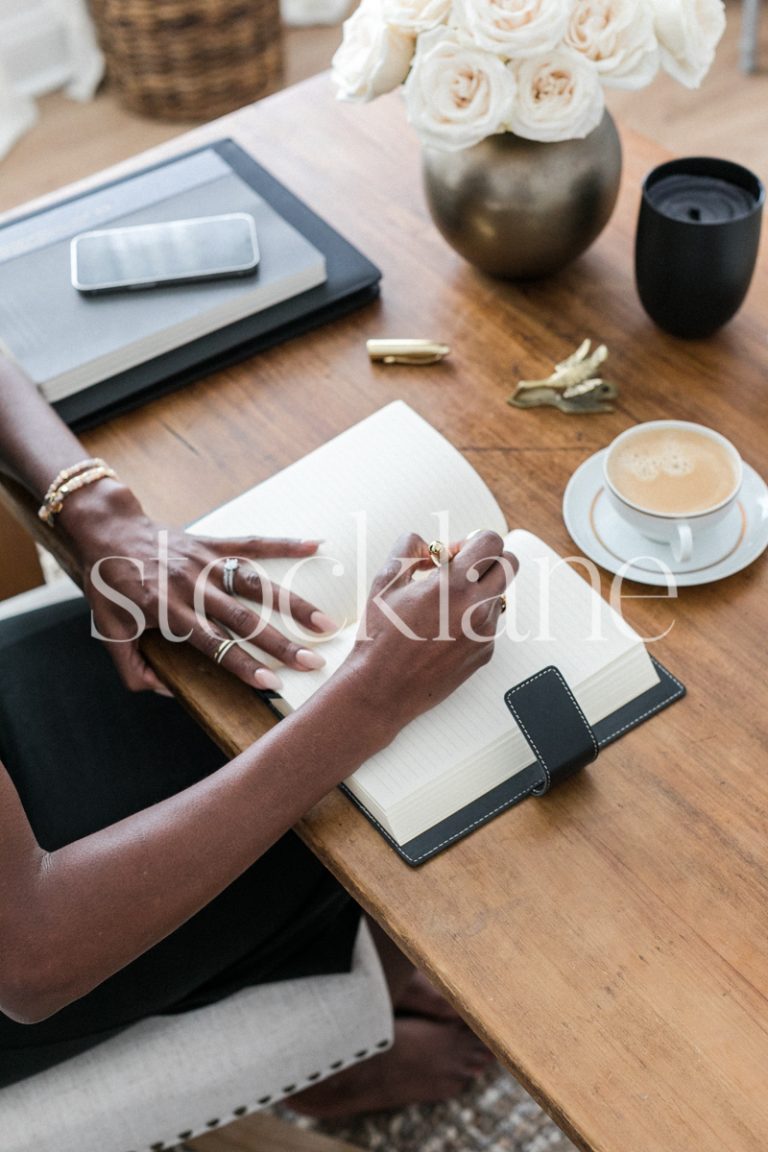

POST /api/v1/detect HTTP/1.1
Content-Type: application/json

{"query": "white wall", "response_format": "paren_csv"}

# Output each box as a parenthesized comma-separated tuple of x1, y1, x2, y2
(0, 0, 103, 159)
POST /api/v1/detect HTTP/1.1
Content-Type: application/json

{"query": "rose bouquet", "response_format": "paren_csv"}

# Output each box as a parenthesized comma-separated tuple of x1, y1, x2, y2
(331, 0, 726, 151)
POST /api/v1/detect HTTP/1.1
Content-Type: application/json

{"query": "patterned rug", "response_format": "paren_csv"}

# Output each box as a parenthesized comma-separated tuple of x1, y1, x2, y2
(281, 1064, 578, 1151)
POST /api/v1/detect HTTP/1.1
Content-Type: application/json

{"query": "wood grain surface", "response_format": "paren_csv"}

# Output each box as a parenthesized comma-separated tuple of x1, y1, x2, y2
(2, 75, 767, 1152)
(186, 1110, 362, 1152)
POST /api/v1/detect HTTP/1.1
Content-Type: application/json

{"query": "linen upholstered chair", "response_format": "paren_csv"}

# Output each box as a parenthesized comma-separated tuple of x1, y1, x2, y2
(0, 585, 393, 1152)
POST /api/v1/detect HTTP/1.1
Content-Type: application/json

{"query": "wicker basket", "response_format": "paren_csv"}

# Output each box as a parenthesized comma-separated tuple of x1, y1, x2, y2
(88, 0, 284, 121)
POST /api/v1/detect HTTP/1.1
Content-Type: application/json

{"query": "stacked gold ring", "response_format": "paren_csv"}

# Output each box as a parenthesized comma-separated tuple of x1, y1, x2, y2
(213, 637, 237, 665)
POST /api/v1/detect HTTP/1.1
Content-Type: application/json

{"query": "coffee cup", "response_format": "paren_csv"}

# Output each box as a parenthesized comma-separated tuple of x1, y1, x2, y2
(603, 421, 742, 563)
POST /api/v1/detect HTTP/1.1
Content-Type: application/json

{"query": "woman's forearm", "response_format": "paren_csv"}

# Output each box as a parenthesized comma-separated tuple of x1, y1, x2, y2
(1, 666, 387, 1025)
(0, 357, 93, 498)
(0, 355, 137, 574)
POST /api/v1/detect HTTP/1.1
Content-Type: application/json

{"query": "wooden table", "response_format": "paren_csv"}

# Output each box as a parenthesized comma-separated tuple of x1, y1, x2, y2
(4, 75, 768, 1152)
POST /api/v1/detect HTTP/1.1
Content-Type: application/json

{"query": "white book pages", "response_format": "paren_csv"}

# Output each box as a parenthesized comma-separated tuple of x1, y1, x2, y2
(191, 404, 659, 846)
(192, 400, 509, 633)
(347, 529, 658, 844)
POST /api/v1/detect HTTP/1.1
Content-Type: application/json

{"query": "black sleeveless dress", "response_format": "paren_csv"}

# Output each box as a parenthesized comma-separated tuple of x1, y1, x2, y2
(0, 598, 359, 1087)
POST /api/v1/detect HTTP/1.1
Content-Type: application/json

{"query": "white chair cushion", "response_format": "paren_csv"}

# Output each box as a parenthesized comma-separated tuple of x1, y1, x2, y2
(1, 920, 392, 1152)
(0, 577, 81, 622)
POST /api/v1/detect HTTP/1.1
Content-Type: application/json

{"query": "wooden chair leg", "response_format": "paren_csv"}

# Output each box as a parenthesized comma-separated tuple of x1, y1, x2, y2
(184, 1110, 363, 1152)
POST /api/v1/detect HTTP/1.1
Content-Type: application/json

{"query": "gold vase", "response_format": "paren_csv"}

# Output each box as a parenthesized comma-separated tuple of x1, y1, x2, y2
(422, 113, 622, 280)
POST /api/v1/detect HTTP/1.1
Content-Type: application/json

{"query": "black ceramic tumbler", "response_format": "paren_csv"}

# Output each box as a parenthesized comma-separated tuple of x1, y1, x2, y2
(635, 157, 764, 338)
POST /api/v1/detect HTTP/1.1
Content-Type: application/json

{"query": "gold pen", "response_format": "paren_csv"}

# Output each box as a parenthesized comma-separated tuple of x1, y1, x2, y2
(366, 339, 451, 365)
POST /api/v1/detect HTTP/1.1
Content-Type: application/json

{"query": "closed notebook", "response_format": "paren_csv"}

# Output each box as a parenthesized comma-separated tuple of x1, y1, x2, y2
(0, 139, 381, 430)
(191, 402, 684, 865)
(0, 147, 327, 403)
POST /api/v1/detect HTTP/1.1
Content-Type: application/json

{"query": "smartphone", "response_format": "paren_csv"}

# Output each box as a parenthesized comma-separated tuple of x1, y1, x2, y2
(70, 213, 260, 293)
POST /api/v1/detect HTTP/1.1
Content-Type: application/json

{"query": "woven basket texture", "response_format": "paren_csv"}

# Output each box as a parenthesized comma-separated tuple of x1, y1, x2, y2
(88, 0, 284, 121)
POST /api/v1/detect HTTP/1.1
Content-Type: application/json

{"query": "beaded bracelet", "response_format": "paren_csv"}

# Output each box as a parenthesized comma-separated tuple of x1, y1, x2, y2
(38, 461, 118, 527)
(41, 458, 108, 505)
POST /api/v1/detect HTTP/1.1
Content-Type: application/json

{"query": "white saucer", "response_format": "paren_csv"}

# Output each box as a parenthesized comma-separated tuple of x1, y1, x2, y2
(562, 449, 768, 587)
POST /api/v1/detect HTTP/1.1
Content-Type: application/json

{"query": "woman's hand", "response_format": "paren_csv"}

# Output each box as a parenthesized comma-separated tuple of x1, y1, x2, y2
(58, 481, 336, 694)
(332, 530, 518, 754)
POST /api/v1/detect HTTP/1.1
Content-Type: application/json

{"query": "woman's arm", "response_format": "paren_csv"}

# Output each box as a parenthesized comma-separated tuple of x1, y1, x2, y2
(0, 357, 336, 693)
(0, 531, 512, 1024)
(0, 668, 380, 1025)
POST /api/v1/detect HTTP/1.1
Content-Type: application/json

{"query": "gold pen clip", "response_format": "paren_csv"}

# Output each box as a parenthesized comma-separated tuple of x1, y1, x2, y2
(367, 339, 451, 365)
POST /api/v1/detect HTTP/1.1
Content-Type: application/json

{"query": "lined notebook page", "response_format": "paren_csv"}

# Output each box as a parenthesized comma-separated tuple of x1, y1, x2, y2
(348, 529, 659, 843)
(191, 401, 508, 633)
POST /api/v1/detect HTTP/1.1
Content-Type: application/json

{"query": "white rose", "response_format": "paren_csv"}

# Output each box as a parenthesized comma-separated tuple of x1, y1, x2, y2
(404, 26, 518, 150)
(451, 0, 572, 60)
(383, 0, 452, 34)
(650, 0, 725, 88)
(331, 0, 415, 102)
(565, 0, 659, 90)
(509, 48, 605, 141)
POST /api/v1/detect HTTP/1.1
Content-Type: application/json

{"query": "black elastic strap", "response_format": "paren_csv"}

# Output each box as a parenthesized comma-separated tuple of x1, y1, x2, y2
(504, 666, 598, 796)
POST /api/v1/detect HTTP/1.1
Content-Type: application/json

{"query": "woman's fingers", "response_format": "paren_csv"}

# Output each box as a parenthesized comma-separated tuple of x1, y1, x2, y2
(106, 636, 173, 696)
(367, 533, 433, 599)
(202, 589, 328, 672)
(201, 535, 323, 560)
(190, 626, 285, 691)
(452, 535, 518, 596)
(216, 564, 339, 636)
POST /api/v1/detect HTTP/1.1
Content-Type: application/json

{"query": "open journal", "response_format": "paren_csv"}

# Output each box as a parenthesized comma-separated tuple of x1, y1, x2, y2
(192, 402, 684, 865)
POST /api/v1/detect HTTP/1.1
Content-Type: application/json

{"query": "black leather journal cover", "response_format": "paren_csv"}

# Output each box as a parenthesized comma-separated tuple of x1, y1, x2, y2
(5, 139, 381, 431)
(340, 657, 685, 867)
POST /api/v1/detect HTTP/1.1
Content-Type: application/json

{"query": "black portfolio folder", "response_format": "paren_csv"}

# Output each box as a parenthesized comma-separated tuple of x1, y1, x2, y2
(2, 139, 381, 431)
(340, 659, 685, 867)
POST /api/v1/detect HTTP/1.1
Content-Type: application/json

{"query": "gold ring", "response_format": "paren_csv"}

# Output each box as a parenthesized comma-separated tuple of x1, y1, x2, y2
(213, 637, 237, 665)
(498, 595, 507, 613)
(428, 540, 449, 567)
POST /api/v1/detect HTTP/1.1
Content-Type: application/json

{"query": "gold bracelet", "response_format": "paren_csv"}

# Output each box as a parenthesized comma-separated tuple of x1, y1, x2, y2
(41, 458, 109, 506)
(38, 464, 118, 527)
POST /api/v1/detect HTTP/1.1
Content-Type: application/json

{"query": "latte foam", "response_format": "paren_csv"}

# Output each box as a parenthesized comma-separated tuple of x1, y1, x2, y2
(606, 427, 738, 515)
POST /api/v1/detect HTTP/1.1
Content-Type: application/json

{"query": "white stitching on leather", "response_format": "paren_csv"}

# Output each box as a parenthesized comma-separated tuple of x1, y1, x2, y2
(344, 659, 684, 866)
(350, 786, 536, 865)
(596, 659, 685, 745)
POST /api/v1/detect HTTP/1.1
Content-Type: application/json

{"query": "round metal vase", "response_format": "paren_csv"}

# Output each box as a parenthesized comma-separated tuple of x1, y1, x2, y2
(422, 113, 622, 280)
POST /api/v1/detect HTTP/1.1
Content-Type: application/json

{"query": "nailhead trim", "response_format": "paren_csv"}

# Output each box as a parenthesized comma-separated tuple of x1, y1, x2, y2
(147, 1040, 393, 1150)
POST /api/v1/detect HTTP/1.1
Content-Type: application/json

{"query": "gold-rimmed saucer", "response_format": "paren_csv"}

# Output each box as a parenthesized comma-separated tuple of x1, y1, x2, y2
(562, 449, 768, 587)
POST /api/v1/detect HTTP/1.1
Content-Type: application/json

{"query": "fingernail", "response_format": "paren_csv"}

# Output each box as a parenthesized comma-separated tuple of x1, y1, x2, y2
(310, 611, 339, 633)
(255, 669, 283, 691)
(296, 648, 326, 670)
(153, 686, 174, 698)
(302, 539, 325, 547)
